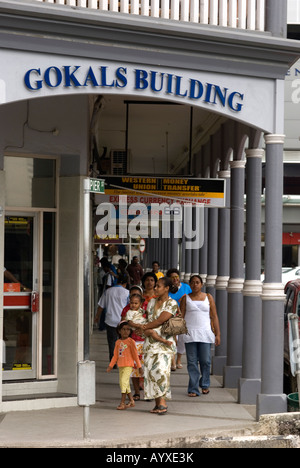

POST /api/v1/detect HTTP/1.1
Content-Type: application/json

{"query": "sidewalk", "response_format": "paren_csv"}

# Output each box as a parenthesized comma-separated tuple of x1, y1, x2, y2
(0, 331, 258, 448)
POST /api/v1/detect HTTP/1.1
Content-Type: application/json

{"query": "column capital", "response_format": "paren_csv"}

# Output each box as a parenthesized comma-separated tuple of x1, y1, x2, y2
(216, 276, 230, 290)
(264, 134, 285, 145)
(229, 160, 246, 170)
(206, 275, 217, 288)
(227, 278, 244, 293)
(243, 280, 263, 297)
(218, 170, 230, 179)
(245, 148, 264, 159)
(261, 283, 285, 301)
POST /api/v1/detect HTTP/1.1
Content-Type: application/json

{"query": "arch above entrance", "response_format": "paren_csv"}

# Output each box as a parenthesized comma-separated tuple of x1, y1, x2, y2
(0, 49, 279, 133)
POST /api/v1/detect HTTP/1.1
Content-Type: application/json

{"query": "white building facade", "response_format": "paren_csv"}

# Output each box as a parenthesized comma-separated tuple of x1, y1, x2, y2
(0, 0, 299, 419)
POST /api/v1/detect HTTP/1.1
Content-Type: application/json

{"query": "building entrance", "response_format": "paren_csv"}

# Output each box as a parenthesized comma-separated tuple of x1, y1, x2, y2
(3, 214, 38, 379)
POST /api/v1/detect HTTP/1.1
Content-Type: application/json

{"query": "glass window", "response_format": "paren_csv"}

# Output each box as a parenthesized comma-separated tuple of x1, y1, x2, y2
(3, 216, 34, 373)
(4, 156, 56, 208)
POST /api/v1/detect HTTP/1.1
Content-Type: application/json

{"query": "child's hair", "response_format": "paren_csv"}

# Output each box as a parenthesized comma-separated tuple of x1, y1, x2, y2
(129, 293, 144, 304)
(117, 320, 132, 337)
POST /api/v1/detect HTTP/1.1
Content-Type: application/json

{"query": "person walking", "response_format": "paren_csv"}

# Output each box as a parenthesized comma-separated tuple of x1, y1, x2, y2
(127, 256, 144, 286)
(140, 277, 178, 415)
(180, 275, 221, 397)
(95, 273, 129, 361)
(107, 321, 143, 410)
(166, 268, 191, 370)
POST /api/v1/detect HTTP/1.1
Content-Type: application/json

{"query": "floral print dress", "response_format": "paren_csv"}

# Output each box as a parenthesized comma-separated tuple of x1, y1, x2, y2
(143, 297, 178, 400)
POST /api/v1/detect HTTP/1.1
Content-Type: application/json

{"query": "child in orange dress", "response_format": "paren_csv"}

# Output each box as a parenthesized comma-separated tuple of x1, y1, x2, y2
(107, 321, 143, 410)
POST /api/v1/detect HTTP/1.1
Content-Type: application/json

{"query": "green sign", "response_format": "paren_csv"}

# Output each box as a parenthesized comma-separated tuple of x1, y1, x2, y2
(88, 178, 105, 194)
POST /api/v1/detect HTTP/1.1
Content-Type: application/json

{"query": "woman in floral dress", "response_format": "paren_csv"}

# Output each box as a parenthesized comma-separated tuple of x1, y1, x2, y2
(140, 277, 179, 415)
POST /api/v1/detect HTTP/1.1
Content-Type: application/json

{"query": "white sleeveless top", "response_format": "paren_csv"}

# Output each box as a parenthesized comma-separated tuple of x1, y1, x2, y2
(183, 294, 215, 344)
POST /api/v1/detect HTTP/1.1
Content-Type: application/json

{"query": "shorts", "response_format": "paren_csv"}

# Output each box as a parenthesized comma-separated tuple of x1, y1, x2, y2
(119, 366, 133, 394)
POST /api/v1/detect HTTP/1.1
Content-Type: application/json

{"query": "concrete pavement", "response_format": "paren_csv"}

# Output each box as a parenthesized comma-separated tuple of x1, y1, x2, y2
(0, 330, 262, 447)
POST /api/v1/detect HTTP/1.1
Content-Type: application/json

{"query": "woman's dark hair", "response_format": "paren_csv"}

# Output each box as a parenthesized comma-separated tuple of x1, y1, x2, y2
(166, 268, 180, 278)
(117, 321, 132, 337)
(189, 274, 203, 285)
(142, 272, 157, 289)
(159, 276, 178, 295)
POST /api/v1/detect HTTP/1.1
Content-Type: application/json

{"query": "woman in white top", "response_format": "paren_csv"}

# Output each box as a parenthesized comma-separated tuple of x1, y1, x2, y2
(180, 275, 221, 397)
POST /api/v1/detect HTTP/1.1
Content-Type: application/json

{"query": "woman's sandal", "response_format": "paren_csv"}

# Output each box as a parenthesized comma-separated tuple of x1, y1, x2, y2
(202, 389, 210, 395)
(150, 405, 168, 415)
(156, 405, 168, 415)
(188, 393, 199, 397)
(133, 394, 140, 401)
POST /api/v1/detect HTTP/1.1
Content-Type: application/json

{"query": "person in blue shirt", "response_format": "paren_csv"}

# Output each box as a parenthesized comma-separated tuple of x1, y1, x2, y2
(166, 268, 192, 370)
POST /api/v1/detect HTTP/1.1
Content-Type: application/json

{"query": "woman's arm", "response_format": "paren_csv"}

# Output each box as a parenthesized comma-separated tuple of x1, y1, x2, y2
(142, 311, 172, 331)
(207, 294, 221, 346)
(180, 294, 187, 319)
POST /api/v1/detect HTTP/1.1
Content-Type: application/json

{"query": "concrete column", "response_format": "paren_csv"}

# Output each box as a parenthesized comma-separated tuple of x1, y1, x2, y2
(184, 207, 192, 283)
(266, 0, 287, 38)
(239, 149, 263, 404)
(224, 160, 245, 388)
(191, 207, 199, 274)
(213, 170, 230, 376)
(257, 134, 287, 418)
(199, 208, 208, 289)
(171, 221, 179, 270)
(206, 208, 218, 298)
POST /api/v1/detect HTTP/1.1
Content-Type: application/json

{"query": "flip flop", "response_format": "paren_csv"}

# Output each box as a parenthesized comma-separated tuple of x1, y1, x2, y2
(202, 389, 210, 395)
(150, 405, 168, 414)
(188, 393, 199, 397)
(156, 405, 168, 415)
(150, 405, 159, 413)
(176, 364, 183, 369)
(133, 394, 140, 401)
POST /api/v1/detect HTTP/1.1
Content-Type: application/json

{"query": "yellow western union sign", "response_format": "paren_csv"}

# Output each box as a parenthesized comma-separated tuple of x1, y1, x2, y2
(103, 176, 225, 207)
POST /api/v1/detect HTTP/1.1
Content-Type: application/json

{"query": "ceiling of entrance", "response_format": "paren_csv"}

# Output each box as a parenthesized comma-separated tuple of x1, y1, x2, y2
(93, 95, 226, 176)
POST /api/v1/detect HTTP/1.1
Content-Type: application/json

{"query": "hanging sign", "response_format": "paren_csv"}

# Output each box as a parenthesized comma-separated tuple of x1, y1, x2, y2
(101, 176, 225, 207)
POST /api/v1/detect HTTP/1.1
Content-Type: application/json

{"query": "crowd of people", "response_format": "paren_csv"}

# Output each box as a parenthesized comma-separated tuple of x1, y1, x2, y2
(94, 257, 221, 415)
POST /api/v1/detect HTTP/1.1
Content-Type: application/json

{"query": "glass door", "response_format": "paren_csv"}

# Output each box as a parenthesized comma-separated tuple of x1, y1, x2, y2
(2, 214, 39, 380)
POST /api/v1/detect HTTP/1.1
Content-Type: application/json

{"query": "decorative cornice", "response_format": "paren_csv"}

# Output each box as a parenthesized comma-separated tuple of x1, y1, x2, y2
(0, 1, 299, 80)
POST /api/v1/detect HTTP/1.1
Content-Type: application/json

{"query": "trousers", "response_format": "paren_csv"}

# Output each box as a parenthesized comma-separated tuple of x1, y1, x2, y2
(185, 342, 212, 395)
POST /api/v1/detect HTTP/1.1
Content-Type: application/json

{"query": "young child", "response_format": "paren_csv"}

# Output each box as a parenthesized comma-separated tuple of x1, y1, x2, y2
(107, 321, 143, 410)
(126, 293, 173, 347)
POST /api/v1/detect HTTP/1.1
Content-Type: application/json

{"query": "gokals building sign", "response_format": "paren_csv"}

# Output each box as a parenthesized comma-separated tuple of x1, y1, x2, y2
(24, 64, 245, 112)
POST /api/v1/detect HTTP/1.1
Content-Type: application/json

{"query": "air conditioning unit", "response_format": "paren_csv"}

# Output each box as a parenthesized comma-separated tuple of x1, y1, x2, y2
(110, 149, 128, 175)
